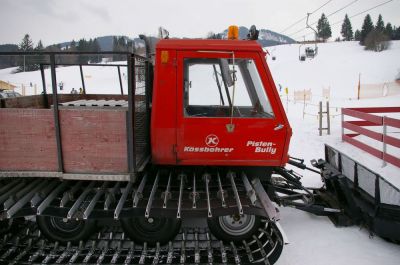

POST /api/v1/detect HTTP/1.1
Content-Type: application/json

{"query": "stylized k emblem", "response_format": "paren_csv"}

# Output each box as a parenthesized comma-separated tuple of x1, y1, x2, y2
(205, 134, 219, 147)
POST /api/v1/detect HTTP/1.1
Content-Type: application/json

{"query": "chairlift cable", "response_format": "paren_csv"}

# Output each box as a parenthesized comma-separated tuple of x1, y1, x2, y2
(324, 0, 359, 20)
(280, 16, 307, 34)
(288, 0, 360, 37)
(310, 0, 335, 15)
(297, 0, 395, 39)
(280, 0, 333, 34)
(331, 0, 395, 27)
(347, 0, 393, 20)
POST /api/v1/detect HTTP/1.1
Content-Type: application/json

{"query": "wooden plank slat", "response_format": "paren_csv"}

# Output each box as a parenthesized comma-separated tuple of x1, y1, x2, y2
(343, 134, 383, 159)
(348, 107, 400, 113)
(343, 121, 383, 142)
(342, 108, 382, 125)
(60, 109, 128, 173)
(0, 109, 58, 171)
(385, 135, 400, 149)
(384, 153, 400, 168)
(385, 116, 400, 129)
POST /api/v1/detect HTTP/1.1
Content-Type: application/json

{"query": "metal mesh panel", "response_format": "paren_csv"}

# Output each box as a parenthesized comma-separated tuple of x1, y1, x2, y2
(326, 144, 400, 207)
(341, 155, 355, 182)
(357, 165, 376, 198)
(133, 56, 149, 169)
(380, 178, 400, 206)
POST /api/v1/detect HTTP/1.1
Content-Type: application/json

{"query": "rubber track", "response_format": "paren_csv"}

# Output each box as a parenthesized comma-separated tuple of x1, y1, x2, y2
(0, 219, 282, 265)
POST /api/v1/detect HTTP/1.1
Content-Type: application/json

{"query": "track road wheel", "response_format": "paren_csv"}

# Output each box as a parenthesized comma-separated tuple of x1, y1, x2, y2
(120, 217, 181, 246)
(208, 214, 261, 243)
(36, 216, 96, 244)
(209, 215, 284, 264)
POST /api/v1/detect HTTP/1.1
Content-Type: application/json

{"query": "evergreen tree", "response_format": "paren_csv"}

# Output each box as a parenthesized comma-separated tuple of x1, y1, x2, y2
(354, 30, 361, 41)
(34, 40, 45, 70)
(0, 44, 18, 69)
(45, 43, 62, 52)
(112, 37, 118, 61)
(77, 38, 89, 64)
(18, 34, 35, 72)
(77, 38, 88, 51)
(341, 14, 353, 41)
(19, 34, 34, 51)
(45, 44, 62, 64)
(70, 40, 77, 51)
(92, 38, 101, 51)
(385, 23, 393, 39)
(88, 38, 93, 52)
(317, 13, 332, 41)
(64, 40, 78, 65)
(375, 14, 385, 33)
(91, 38, 101, 63)
(393, 26, 400, 40)
(113, 36, 128, 61)
(360, 14, 374, 45)
(207, 32, 223, 39)
(35, 40, 44, 51)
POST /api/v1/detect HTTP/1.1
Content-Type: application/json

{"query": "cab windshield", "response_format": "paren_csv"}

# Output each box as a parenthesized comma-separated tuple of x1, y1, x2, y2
(183, 58, 274, 118)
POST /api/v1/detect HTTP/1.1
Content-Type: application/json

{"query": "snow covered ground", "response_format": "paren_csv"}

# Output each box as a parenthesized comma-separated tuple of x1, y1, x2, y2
(266, 41, 400, 188)
(278, 207, 400, 265)
(1, 40, 399, 264)
(267, 41, 400, 265)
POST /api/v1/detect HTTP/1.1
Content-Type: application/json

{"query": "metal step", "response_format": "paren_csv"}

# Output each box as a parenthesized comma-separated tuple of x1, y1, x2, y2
(0, 170, 273, 221)
(0, 219, 283, 265)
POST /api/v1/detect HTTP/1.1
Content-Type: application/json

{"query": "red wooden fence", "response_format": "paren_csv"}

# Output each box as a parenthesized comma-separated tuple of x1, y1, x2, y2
(342, 107, 400, 168)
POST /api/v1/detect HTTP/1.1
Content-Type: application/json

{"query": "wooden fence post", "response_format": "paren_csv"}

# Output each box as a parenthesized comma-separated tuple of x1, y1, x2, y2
(319, 101, 322, 136)
(318, 101, 330, 136)
(327, 101, 330, 135)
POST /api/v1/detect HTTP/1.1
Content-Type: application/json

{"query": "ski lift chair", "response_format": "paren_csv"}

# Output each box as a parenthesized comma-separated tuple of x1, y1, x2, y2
(305, 47, 315, 58)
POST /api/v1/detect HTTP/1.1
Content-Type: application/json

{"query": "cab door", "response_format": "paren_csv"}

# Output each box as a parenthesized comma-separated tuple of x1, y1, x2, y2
(176, 50, 289, 166)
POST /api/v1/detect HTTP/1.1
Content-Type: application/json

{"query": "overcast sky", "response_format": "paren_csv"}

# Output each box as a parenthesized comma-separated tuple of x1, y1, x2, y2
(1, 0, 399, 46)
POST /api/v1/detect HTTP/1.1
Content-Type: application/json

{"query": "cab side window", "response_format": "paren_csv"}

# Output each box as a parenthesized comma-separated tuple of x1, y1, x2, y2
(183, 58, 274, 118)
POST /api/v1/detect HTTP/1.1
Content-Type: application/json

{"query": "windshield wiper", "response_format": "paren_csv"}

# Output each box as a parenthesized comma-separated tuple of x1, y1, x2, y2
(212, 64, 225, 106)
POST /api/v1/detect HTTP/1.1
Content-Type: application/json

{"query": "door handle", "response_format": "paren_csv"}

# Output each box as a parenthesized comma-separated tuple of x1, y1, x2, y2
(274, 124, 284, 131)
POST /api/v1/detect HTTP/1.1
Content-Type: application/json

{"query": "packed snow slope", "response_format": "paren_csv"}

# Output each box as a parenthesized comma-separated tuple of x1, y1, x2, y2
(266, 41, 400, 187)
(0, 62, 128, 96)
(0, 40, 399, 265)
(267, 41, 400, 99)
(267, 41, 400, 265)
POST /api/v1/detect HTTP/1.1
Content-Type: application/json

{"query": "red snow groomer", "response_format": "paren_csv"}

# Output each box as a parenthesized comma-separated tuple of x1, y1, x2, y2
(0, 26, 347, 264)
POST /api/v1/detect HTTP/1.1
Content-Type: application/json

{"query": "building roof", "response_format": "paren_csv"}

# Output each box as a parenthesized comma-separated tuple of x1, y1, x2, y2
(0, 80, 16, 90)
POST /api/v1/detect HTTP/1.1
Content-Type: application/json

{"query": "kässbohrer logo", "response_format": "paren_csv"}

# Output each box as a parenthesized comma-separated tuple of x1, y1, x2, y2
(205, 134, 219, 147)
(183, 134, 233, 153)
